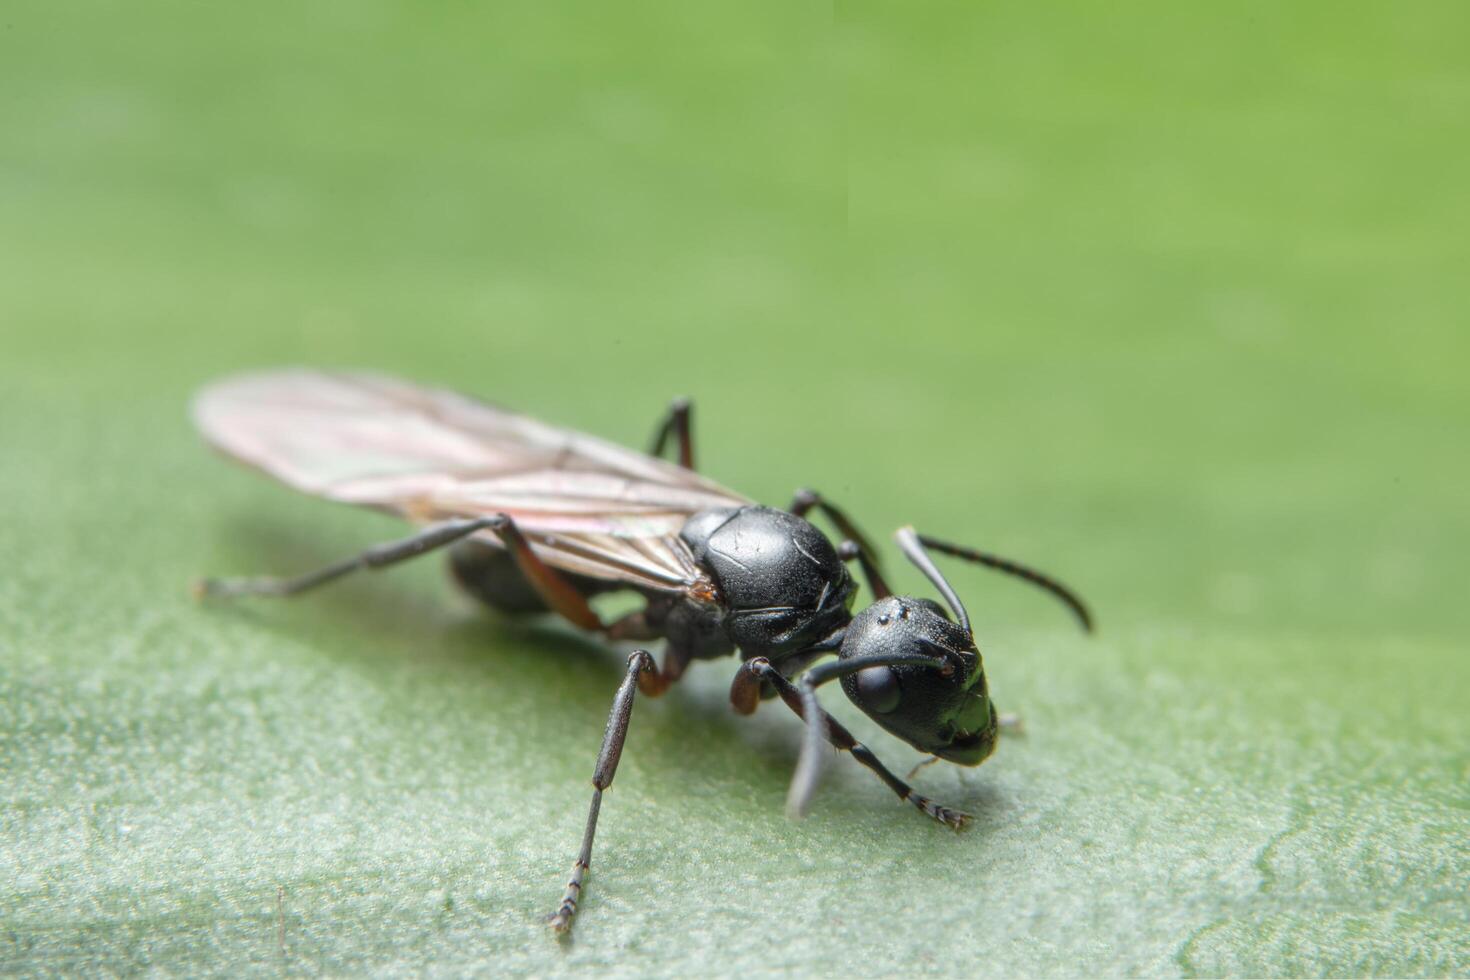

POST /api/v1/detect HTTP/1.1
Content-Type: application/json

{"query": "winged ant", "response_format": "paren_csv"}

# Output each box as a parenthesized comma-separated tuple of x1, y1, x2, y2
(193, 370, 1092, 934)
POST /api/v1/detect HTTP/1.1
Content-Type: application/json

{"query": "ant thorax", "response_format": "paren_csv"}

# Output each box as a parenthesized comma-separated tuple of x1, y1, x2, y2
(680, 505, 856, 657)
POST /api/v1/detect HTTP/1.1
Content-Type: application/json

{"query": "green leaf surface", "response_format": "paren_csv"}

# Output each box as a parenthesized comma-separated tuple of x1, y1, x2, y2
(3, 2, 1467, 976)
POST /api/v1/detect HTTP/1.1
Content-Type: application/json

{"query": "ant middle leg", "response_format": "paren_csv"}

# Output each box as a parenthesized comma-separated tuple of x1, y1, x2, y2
(548, 650, 656, 936)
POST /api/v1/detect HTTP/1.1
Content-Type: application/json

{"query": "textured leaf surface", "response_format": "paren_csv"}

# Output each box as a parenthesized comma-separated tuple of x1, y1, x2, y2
(3, 2, 1467, 976)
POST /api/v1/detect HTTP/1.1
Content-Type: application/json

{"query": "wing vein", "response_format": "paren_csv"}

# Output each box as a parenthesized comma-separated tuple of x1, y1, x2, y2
(194, 369, 750, 594)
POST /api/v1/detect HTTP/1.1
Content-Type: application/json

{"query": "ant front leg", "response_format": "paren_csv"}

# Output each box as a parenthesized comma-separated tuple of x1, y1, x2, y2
(647, 397, 695, 470)
(732, 658, 972, 830)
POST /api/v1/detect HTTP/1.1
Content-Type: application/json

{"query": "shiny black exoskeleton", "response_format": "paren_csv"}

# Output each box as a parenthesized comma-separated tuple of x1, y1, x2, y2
(194, 379, 1095, 937)
(679, 505, 856, 657)
(674, 508, 997, 765)
(839, 596, 996, 765)
(442, 411, 1093, 937)
(451, 498, 1071, 774)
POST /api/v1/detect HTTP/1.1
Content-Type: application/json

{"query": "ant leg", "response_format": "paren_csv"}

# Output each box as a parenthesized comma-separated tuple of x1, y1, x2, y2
(727, 649, 825, 714)
(904, 755, 942, 782)
(835, 541, 890, 601)
(197, 513, 613, 636)
(734, 658, 971, 830)
(647, 397, 695, 470)
(640, 645, 691, 697)
(605, 608, 659, 642)
(480, 514, 605, 632)
(790, 489, 891, 598)
(194, 517, 505, 599)
(602, 608, 691, 697)
(549, 650, 656, 935)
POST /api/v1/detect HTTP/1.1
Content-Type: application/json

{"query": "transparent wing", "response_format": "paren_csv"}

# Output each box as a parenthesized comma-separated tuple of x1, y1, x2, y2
(193, 369, 750, 593)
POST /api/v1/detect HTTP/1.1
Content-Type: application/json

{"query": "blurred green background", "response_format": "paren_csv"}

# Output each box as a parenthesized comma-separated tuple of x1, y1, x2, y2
(3, 1, 1467, 976)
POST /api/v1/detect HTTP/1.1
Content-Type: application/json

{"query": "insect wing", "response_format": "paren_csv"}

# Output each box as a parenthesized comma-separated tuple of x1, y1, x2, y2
(193, 369, 749, 593)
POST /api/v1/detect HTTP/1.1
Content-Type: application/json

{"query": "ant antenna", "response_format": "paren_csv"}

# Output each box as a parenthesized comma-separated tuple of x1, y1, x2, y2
(900, 528, 1094, 633)
(895, 527, 972, 636)
(789, 650, 955, 819)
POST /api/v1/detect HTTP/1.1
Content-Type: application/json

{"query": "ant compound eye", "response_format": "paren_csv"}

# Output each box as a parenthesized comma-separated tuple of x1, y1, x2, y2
(855, 666, 901, 714)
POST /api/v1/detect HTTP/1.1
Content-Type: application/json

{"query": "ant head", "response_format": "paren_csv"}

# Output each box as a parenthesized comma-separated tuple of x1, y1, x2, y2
(784, 525, 1092, 820)
(829, 525, 1091, 767)
(838, 595, 997, 765)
